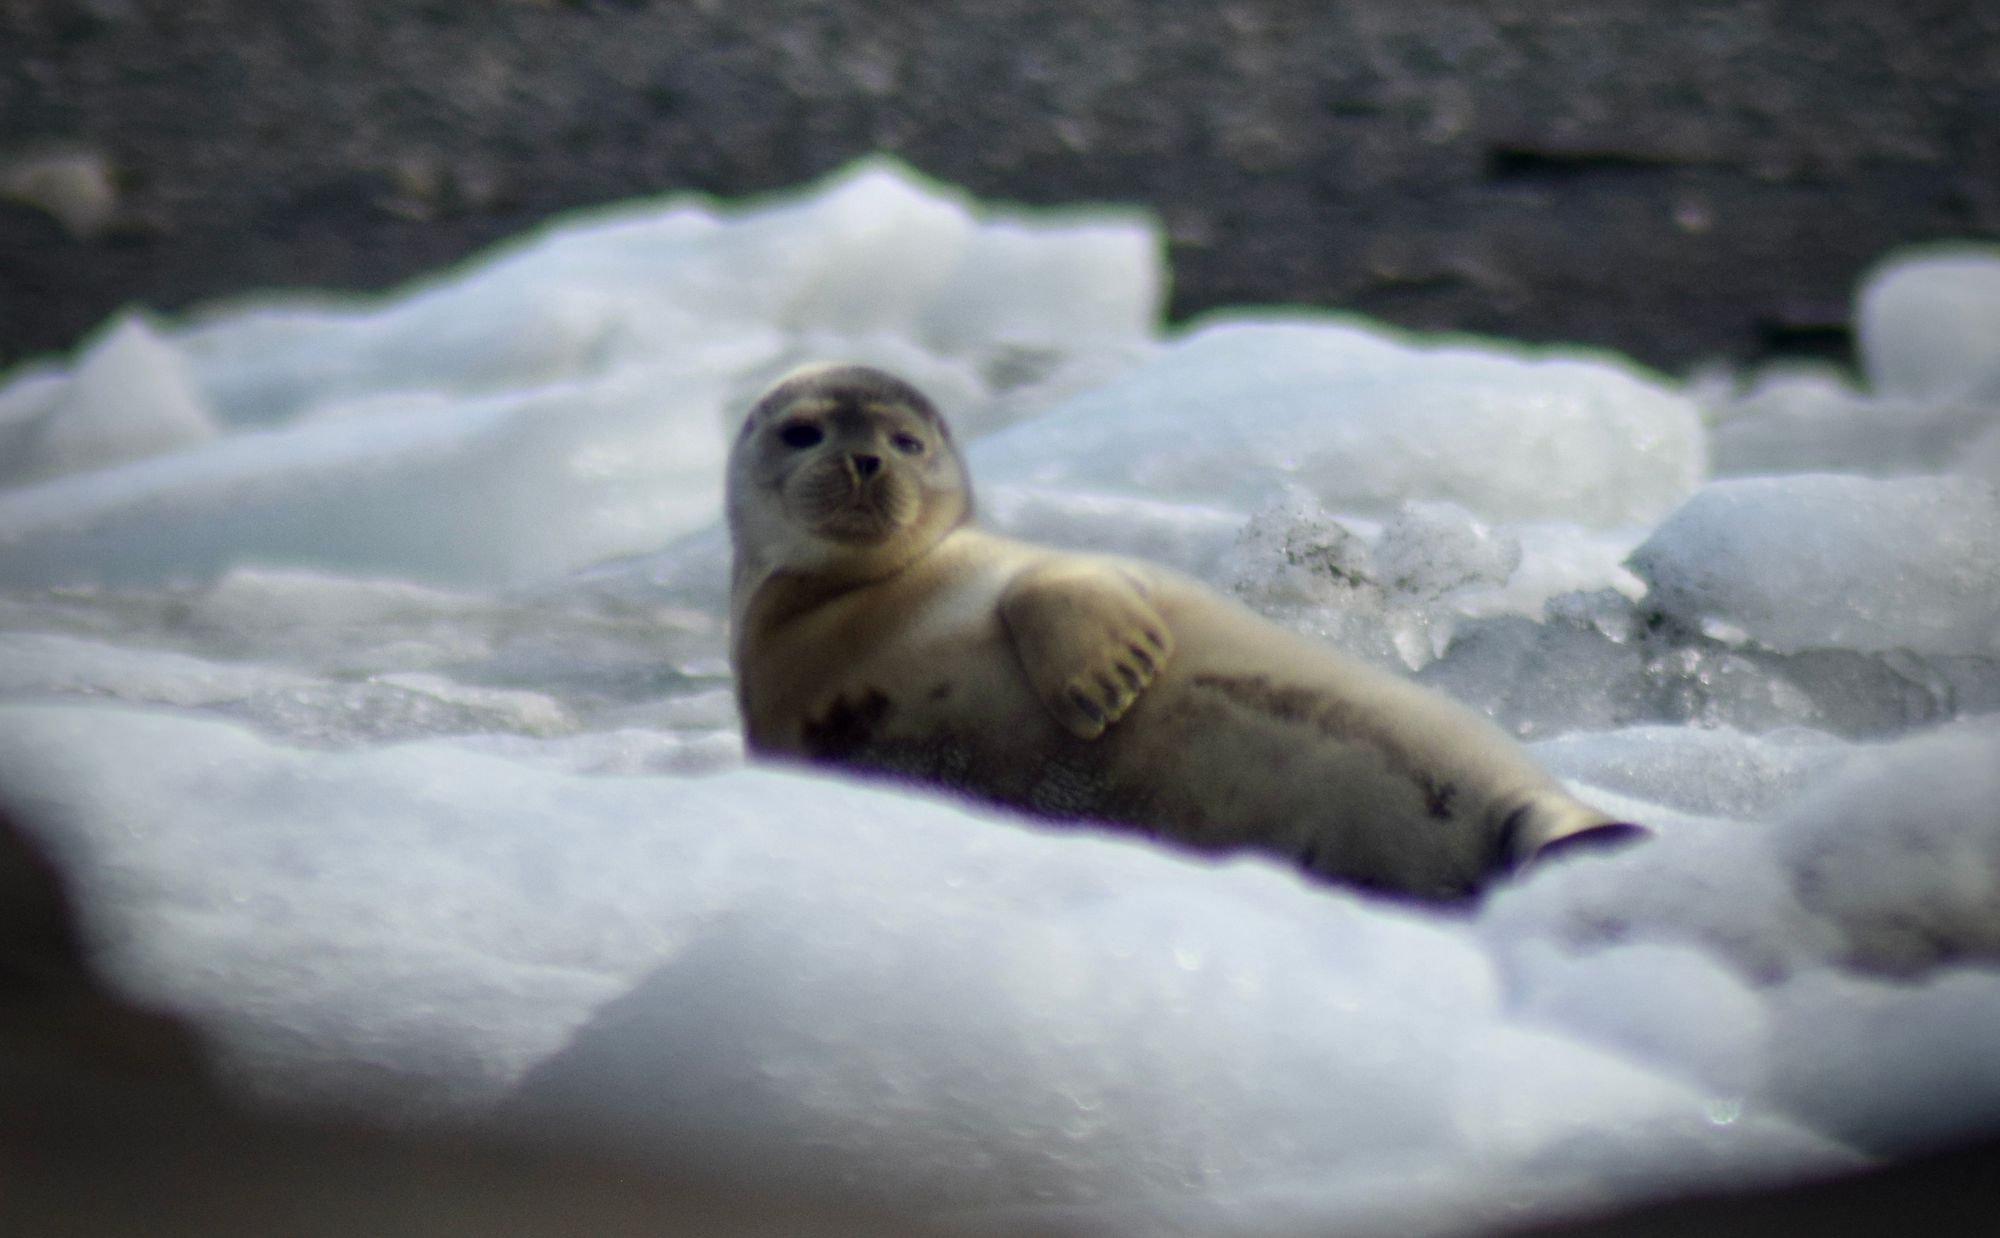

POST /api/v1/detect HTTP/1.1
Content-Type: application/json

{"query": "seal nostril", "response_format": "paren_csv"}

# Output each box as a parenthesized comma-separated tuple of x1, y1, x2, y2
(852, 453, 882, 477)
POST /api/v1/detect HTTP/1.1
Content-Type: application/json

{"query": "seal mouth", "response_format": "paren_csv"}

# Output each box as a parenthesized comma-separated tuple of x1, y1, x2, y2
(789, 462, 921, 542)
(815, 500, 901, 541)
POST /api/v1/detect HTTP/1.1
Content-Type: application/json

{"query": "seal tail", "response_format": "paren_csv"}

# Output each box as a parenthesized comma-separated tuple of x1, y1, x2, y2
(1498, 799, 1652, 874)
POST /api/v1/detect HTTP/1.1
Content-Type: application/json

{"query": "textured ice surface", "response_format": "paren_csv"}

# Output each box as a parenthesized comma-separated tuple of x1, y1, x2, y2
(1629, 475, 2000, 657)
(2, 163, 1998, 1235)
(1530, 725, 1851, 823)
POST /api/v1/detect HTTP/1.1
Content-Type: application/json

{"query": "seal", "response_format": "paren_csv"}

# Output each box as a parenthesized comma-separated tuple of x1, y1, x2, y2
(728, 364, 1645, 900)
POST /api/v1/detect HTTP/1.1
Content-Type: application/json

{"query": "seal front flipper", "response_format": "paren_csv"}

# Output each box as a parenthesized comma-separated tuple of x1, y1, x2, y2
(999, 561, 1174, 739)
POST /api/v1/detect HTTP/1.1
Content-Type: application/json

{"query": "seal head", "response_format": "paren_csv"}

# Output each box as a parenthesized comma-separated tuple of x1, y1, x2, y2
(728, 364, 969, 619)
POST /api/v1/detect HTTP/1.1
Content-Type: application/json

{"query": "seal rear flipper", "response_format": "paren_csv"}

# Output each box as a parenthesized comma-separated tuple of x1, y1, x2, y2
(1526, 820, 1652, 867)
(1500, 800, 1653, 874)
(998, 562, 1174, 740)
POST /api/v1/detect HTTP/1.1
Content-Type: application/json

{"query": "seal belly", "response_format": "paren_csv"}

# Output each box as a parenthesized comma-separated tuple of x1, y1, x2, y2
(1080, 586, 1529, 897)
(1091, 683, 1495, 897)
(790, 622, 1062, 804)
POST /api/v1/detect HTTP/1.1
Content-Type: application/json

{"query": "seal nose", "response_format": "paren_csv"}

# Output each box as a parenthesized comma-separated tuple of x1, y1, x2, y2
(850, 452, 882, 478)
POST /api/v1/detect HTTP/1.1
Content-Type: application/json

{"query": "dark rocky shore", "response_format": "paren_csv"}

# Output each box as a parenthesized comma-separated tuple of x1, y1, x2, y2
(3, 0, 1997, 373)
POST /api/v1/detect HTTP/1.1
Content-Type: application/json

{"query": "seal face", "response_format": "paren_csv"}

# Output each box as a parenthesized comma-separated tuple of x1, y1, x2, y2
(728, 365, 1644, 901)
(727, 364, 970, 592)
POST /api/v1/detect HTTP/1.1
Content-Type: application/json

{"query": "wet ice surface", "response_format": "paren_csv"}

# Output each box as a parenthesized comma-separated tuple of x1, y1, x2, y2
(1, 161, 1998, 1236)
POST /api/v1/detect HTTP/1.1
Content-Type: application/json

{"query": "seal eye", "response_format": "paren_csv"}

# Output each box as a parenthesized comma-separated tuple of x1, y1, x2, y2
(891, 432, 925, 456)
(778, 422, 823, 449)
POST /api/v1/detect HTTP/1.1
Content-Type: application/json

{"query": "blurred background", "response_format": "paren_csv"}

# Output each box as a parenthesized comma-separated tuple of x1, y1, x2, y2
(4, 0, 1996, 374)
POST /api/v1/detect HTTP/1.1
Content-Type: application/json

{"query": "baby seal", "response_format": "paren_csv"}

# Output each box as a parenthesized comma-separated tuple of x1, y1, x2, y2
(728, 364, 1644, 900)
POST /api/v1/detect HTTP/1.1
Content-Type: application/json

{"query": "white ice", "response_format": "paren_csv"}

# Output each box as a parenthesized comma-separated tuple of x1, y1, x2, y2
(1629, 474, 2000, 657)
(6, 312, 218, 485)
(1857, 246, 2000, 403)
(0, 159, 1161, 591)
(971, 316, 1706, 528)
(2, 158, 1998, 1236)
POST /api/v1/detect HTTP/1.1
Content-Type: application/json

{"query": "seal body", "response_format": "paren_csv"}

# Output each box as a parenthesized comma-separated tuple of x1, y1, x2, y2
(729, 365, 1641, 900)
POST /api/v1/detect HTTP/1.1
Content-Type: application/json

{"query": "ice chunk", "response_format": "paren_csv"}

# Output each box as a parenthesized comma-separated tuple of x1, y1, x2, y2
(1706, 362, 1999, 478)
(1224, 490, 1381, 601)
(1628, 475, 2000, 658)
(1763, 646, 2000, 738)
(1375, 499, 1522, 598)
(173, 202, 735, 425)
(1213, 501, 1638, 685)
(0, 158, 1168, 591)
(915, 203, 1163, 356)
(1429, 593, 1998, 743)
(0, 567, 725, 726)
(0, 365, 737, 590)
(704, 158, 1160, 357)
(1857, 246, 2000, 403)
(1501, 523, 1649, 612)
(170, 158, 1159, 429)
(977, 483, 1246, 582)
(1416, 604, 1660, 739)
(970, 316, 1705, 527)
(1215, 491, 1444, 669)
(14, 313, 218, 482)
